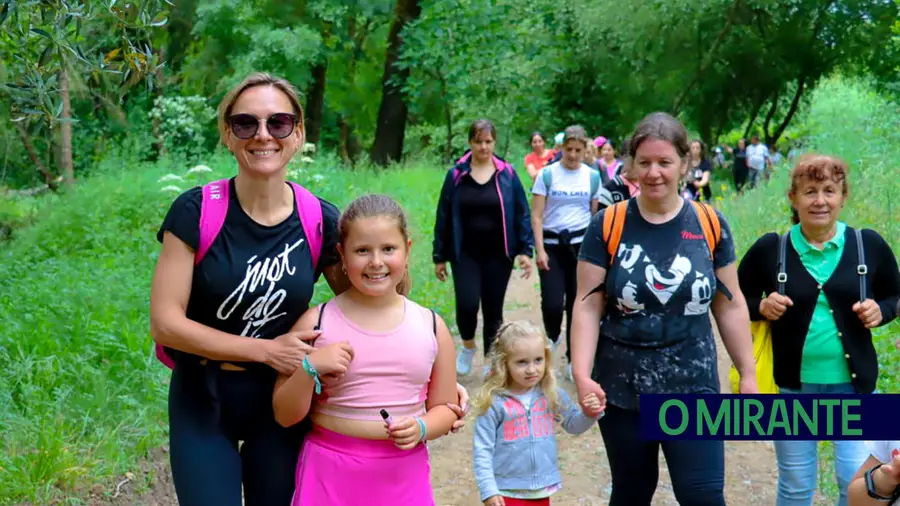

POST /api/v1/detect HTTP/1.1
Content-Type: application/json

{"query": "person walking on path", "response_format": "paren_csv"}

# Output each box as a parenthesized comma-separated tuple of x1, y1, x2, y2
(433, 119, 534, 378)
(531, 124, 603, 381)
(570, 111, 759, 506)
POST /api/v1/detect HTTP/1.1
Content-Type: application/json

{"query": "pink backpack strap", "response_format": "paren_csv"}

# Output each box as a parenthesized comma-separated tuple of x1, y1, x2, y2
(157, 178, 230, 370)
(289, 182, 323, 270)
(196, 178, 230, 265)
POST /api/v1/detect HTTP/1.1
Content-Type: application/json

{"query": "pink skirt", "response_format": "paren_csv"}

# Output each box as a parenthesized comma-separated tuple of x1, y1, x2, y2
(292, 425, 435, 506)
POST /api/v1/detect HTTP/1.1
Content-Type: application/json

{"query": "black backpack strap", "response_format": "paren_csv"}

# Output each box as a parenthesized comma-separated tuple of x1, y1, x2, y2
(855, 228, 868, 301)
(777, 232, 789, 295)
(314, 301, 328, 330)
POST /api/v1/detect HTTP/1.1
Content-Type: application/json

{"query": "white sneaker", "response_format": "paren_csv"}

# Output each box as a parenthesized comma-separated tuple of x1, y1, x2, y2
(566, 363, 574, 382)
(456, 347, 475, 376)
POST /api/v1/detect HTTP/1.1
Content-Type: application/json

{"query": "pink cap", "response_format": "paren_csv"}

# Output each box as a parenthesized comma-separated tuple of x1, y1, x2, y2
(594, 136, 607, 147)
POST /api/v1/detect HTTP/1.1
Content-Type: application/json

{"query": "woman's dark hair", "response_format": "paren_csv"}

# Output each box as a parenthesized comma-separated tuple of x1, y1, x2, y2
(788, 154, 850, 224)
(468, 119, 497, 142)
(691, 139, 707, 161)
(530, 131, 545, 144)
(628, 112, 690, 159)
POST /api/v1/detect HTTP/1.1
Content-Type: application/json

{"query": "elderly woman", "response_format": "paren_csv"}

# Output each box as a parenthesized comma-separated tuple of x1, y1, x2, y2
(570, 112, 758, 506)
(737, 154, 900, 506)
(150, 72, 469, 506)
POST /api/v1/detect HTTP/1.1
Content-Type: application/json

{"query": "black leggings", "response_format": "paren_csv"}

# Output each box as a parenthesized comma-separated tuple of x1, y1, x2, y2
(451, 250, 514, 356)
(733, 165, 749, 192)
(168, 362, 307, 506)
(598, 405, 725, 506)
(538, 242, 580, 362)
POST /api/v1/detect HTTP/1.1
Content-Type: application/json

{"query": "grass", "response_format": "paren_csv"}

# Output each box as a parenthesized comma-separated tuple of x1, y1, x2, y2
(2, 74, 899, 504)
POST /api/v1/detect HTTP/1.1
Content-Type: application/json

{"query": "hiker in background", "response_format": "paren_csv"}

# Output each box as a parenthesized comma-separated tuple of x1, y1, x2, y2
(684, 139, 712, 202)
(433, 119, 534, 378)
(746, 134, 771, 189)
(583, 139, 610, 185)
(150, 72, 469, 506)
(570, 112, 759, 506)
(525, 131, 556, 182)
(737, 154, 900, 506)
(597, 138, 624, 181)
(275, 195, 460, 506)
(725, 138, 749, 194)
(531, 124, 603, 382)
(596, 137, 640, 210)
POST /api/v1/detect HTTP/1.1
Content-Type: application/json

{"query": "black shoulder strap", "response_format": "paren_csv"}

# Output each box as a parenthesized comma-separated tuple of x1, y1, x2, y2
(314, 301, 327, 330)
(777, 232, 789, 295)
(855, 228, 868, 301)
(431, 309, 437, 336)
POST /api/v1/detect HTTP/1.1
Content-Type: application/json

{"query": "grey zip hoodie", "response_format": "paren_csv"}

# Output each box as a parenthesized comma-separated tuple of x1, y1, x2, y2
(472, 386, 596, 501)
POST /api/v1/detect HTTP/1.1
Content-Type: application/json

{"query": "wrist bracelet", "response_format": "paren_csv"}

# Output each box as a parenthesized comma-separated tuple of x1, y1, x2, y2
(301, 356, 322, 395)
(415, 417, 427, 443)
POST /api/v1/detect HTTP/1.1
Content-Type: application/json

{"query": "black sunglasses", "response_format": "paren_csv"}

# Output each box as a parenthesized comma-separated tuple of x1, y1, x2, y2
(228, 113, 299, 140)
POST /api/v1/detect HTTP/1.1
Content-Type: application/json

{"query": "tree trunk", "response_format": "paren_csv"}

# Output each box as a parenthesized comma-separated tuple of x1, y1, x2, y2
(305, 23, 331, 146)
(771, 74, 808, 146)
(166, 0, 197, 74)
(152, 47, 168, 159)
(742, 94, 765, 140)
(14, 122, 57, 190)
(370, 0, 423, 167)
(59, 68, 74, 187)
(762, 88, 781, 144)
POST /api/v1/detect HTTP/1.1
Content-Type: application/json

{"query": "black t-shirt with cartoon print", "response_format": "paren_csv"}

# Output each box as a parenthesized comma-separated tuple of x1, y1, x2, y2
(156, 178, 341, 361)
(579, 198, 737, 410)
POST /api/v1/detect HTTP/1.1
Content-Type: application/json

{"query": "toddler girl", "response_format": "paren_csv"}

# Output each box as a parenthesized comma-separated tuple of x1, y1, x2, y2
(272, 194, 459, 505)
(472, 320, 604, 505)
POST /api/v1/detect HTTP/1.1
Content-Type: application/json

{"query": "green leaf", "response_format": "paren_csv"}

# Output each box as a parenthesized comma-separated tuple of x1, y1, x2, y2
(30, 28, 52, 39)
(150, 11, 168, 27)
(0, 2, 9, 25)
(38, 44, 53, 67)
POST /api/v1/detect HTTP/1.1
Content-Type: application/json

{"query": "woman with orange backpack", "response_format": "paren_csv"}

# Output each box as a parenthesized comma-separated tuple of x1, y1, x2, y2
(568, 112, 758, 505)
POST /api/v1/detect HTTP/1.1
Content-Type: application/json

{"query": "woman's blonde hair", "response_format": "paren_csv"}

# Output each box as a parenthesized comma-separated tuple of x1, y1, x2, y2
(471, 320, 560, 417)
(338, 194, 412, 296)
(216, 72, 305, 146)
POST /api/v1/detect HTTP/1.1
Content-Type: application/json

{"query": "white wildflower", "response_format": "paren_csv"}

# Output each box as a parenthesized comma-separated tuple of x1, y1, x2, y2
(158, 174, 185, 182)
(160, 185, 183, 193)
(186, 165, 213, 174)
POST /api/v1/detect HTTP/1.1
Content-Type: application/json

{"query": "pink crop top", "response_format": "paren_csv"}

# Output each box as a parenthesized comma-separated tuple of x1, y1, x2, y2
(311, 297, 438, 422)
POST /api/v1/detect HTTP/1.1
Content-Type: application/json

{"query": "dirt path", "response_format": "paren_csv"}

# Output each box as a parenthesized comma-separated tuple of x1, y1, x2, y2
(108, 275, 802, 505)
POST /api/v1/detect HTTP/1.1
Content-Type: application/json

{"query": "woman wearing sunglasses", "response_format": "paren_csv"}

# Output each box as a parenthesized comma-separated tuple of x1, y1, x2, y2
(150, 72, 469, 506)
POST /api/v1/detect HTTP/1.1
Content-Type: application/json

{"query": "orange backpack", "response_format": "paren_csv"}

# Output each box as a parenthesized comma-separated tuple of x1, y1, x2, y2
(601, 200, 721, 266)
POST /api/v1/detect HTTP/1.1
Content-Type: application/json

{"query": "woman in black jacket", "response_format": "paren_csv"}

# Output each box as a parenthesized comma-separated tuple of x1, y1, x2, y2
(737, 154, 900, 506)
(433, 119, 534, 378)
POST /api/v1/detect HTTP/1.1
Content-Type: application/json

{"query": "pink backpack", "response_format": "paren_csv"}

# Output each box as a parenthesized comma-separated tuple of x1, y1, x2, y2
(155, 178, 324, 369)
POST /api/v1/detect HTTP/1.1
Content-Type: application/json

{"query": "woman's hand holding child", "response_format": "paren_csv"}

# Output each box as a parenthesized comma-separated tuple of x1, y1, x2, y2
(582, 392, 605, 419)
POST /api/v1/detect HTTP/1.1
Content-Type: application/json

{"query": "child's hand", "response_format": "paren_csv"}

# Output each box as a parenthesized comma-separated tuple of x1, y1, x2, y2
(484, 495, 505, 506)
(384, 416, 422, 450)
(582, 392, 605, 419)
(308, 341, 354, 378)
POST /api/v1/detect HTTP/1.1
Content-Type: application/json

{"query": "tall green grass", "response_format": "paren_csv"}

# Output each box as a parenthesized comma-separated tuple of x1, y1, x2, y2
(719, 75, 900, 500)
(0, 151, 463, 504)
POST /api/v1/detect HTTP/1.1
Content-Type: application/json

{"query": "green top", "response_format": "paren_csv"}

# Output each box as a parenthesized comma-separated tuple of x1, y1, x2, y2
(790, 221, 852, 384)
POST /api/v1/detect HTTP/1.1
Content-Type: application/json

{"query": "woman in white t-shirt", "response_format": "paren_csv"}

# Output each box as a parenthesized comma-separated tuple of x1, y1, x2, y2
(848, 440, 900, 505)
(531, 125, 603, 381)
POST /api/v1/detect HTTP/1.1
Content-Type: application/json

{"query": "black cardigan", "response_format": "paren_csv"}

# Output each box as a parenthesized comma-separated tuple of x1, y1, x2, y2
(737, 227, 900, 393)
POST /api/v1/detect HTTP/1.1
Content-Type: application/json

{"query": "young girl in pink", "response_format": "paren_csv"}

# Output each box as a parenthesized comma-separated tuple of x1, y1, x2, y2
(272, 194, 459, 506)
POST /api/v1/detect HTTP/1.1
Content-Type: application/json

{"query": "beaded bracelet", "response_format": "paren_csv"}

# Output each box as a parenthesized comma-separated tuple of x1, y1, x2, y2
(415, 417, 427, 443)
(301, 356, 322, 394)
